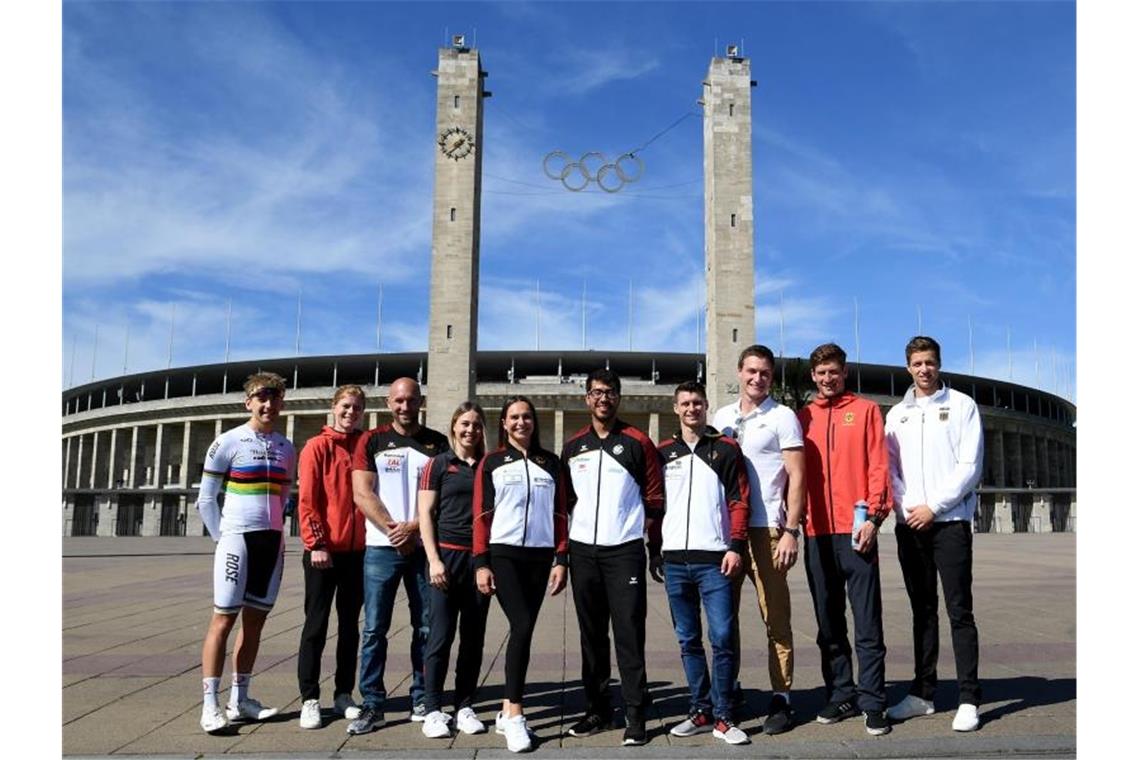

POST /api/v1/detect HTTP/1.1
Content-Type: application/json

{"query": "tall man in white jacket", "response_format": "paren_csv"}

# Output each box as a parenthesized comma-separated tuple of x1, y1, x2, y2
(884, 336, 984, 732)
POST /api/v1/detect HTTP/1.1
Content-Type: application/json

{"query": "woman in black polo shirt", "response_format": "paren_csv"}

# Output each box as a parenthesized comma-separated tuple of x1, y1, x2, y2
(417, 401, 491, 738)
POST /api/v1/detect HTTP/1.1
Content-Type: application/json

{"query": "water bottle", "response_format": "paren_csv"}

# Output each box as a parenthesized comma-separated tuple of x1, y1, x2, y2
(852, 501, 868, 546)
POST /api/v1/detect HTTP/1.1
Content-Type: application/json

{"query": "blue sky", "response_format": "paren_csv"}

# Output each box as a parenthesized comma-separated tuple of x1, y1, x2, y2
(62, 0, 1075, 397)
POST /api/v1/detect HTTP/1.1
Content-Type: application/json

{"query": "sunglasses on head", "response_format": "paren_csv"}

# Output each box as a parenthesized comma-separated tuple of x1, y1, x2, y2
(249, 387, 282, 401)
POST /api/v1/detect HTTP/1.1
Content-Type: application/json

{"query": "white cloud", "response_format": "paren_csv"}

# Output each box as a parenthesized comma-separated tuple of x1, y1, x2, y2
(64, 3, 434, 291)
(549, 48, 660, 95)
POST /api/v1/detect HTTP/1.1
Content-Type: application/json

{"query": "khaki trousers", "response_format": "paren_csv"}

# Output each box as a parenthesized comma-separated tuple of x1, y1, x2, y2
(733, 527, 794, 692)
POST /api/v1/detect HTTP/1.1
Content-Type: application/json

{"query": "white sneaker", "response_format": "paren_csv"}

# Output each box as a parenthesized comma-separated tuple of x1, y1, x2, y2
(456, 706, 487, 735)
(952, 704, 980, 732)
(713, 718, 750, 745)
(201, 704, 228, 733)
(334, 693, 362, 720)
(410, 702, 428, 722)
(502, 714, 533, 753)
(299, 699, 322, 729)
(886, 694, 935, 721)
(496, 710, 507, 735)
(422, 710, 452, 738)
(226, 697, 279, 722)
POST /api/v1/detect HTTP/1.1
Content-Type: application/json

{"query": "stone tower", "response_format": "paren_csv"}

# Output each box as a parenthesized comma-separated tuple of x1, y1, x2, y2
(426, 40, 487, 431)
(702, 50, 755, 411)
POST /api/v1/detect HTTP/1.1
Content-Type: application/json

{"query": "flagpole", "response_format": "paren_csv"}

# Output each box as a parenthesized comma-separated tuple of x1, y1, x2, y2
(376, 282, 383, 352)
(968, 315, 975, 374)
(224, 298, 232, 363)
(854, 297, 861, 392)
(167, 303, 176, 369)
(1006, 325, 1012, 380)
(69, 332, 77, 388)
(627, 279, 633, 351)
(779, 290, 786, 388)
(90, 324, 100, 381)
(581, 279, 587, 349)
(295, 289, 302, 355)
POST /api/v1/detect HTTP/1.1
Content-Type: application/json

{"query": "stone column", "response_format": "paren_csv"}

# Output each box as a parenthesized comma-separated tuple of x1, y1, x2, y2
(702, 50, 756, 411)
(88, 431, 100, 490)
(185, 493, 205, 537)
(1031, 493, 1054, 533)
(648, 412, 661, 444)
(180, 421, 192, 488)
(142, 495, 162, 536)
(106, 429, 118, 488)
(63, 437, 72, 490)
(62, 496, 74, 537)
(74, 434, 86, 491)
(553, 409, 565, 450)
(152, 423, 165, 488)
(991, 493, 1014, 534)
(286, 414, 296, 443)
(95, 494, 116, 537)
(128, 426, 140, 488)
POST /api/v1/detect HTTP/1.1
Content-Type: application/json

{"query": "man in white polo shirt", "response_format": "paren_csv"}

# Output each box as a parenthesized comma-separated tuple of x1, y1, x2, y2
(711, 344, 805, 735)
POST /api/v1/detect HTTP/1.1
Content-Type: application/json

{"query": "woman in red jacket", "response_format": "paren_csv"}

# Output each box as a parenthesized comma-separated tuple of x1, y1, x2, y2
(296, 384, 368, 729)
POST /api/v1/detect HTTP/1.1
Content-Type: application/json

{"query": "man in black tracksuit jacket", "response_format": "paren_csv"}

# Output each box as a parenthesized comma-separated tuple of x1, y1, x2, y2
(561, 369, 665, 746)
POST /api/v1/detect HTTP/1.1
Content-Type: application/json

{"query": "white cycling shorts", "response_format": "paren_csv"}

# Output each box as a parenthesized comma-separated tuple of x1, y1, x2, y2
(212, 530, 284, 614)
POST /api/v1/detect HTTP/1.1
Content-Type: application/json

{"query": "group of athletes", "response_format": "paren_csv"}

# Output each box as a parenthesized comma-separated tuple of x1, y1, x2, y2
(195, 335, 983, 750)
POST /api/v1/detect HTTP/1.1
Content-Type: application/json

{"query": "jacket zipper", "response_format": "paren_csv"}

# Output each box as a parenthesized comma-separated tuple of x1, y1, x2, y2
(593, 441, 604, 545)
(919, 410, 928, 505)
(826, 406, 835, 533)
(521, 455, 532, 547)
(683, 445, 695, 558)
(347, 440, 357, 551)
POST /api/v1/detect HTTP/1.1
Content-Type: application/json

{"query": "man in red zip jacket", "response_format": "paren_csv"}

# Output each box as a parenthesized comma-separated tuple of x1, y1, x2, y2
(796, 343, 893, 736)
(296, 384, 368, 728)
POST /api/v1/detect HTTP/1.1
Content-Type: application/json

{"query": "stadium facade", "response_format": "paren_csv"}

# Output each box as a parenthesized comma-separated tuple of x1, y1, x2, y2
(61, 350, 1076, 538)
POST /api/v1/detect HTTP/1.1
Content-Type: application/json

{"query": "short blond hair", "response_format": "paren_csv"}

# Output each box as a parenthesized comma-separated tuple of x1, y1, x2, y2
(333, 383, 366, 405)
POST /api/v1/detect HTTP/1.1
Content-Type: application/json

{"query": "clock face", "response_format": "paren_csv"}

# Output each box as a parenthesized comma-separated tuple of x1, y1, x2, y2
(438, 126, 473, 160)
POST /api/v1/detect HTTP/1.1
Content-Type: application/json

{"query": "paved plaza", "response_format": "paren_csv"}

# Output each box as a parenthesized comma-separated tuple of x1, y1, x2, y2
(62, 532, 1075, 758)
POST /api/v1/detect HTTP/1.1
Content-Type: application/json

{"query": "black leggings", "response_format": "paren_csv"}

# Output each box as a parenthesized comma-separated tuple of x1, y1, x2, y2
(491, 549, 552, 703)
(423, 548, 491, 712)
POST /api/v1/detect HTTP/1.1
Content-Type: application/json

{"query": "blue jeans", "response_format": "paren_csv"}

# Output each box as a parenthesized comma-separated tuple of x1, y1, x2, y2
(359, 546, 429, 712)
(664, 561, 737, 720)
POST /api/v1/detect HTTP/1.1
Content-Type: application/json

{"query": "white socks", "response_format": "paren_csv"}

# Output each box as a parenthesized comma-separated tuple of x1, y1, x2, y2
(230, 672, 251, 705)
(202, 677, 221, 710)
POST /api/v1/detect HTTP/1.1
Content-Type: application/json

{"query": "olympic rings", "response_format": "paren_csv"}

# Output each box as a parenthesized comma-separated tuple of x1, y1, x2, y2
(542, 150, 645, 193)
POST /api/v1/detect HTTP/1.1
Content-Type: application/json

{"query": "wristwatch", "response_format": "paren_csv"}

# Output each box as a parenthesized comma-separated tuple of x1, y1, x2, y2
(869, 513, 884, 528)
(784, 525, 801, 539)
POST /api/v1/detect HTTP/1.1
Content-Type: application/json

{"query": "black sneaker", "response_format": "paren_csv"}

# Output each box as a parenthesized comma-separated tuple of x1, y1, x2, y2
(763, 694, 795, 735)
(622, 719, 647, 746)
(864, 710, 892, 736)
(345, 706, 384, 735)
(567, 712, 609, 737)
(816, 699, 859, 724)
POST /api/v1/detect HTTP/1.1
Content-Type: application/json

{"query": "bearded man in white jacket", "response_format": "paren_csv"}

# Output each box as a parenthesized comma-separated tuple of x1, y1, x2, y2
(884, 336, 984, 733)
